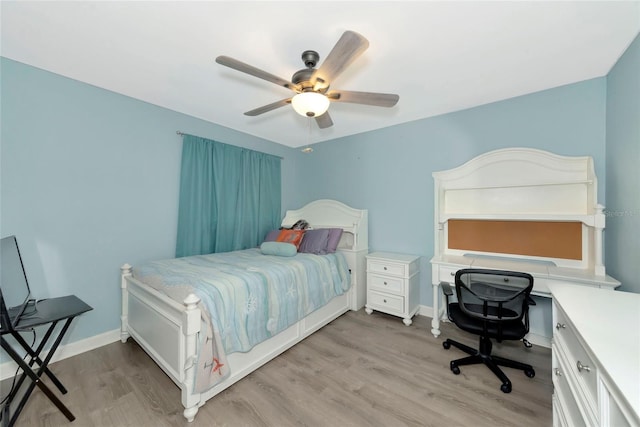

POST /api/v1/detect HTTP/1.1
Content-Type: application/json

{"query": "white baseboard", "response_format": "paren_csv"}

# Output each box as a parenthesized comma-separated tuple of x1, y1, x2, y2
(1, 328, 121, 381)
(417, 304, 551, 348)
(418, 304, 434, 320)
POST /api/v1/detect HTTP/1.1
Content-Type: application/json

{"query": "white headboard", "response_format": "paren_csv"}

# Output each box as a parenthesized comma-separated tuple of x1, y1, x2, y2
(281, 199, 369, 310)
(281, 199, 369, 252)
(433, 148, 606, 275)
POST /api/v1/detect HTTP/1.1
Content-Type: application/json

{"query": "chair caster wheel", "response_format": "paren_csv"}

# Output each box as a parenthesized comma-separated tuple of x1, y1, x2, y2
(525, 368, 535, 378)
(500, 383, 512, 393)
(443, 341, 451, 350)
(450, 362, 460, 375)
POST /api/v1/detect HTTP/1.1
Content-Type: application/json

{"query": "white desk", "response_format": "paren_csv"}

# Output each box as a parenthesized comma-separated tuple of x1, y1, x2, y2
(430, 254, 620, 337)
(430, 148, 621, 338)
(549, 283, 640, 426)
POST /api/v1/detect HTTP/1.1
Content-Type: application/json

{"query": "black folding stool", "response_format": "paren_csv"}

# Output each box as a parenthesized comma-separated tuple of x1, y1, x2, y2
(1, 295, 92, 427)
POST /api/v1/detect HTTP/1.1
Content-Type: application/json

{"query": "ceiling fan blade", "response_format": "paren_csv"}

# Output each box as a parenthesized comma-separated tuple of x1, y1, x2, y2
(216, 56, 300, 92)
(327, 90, 399, 107)
(311, 31, 369, 90)
(315, 112, 333, 129)
(244, 98, 291, 116)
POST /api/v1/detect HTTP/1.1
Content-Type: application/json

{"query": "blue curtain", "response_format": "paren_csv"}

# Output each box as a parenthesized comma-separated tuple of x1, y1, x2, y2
(175, 134, 281, 257)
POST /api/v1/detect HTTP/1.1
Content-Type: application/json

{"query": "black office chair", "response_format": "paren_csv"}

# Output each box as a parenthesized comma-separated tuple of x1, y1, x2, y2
(441, 268, 536, 393)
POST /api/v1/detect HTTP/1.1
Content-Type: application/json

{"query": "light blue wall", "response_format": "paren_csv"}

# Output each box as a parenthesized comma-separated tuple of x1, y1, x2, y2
(1, 50, 625, 350)
(0, 58, 297, 355)
(288, 78, 608, 340)
(605, 34, 640, 294)
(289, 79, 607, 293)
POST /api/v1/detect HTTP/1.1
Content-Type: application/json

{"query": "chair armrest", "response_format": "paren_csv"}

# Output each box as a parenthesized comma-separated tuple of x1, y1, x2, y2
(441, 281, 453, 297)
(441, 282, 455, 322)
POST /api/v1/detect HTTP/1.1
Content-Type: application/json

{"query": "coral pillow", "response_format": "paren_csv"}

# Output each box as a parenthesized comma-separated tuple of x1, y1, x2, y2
(263, 229, 281, 243)
(276, 229, 305, 249)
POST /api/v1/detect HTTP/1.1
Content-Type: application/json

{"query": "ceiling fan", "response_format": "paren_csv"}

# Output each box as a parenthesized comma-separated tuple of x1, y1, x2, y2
(215, 30, 399, 129)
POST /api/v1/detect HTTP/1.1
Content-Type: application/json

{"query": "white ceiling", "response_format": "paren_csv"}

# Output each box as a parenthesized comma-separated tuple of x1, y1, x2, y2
(2, 1, 639, 148)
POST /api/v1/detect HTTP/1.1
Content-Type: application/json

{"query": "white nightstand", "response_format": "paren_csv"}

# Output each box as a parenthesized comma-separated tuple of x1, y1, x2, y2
(365, 252, 420, 326)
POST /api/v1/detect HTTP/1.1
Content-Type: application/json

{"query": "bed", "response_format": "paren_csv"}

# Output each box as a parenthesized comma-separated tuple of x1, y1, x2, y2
(119, 199, 368, 422)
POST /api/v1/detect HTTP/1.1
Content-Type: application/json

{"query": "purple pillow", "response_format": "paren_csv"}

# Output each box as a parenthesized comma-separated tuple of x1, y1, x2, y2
(325, 228, 344, 253)
(298, 229, 330, 254)
(264, 229, 281, 243)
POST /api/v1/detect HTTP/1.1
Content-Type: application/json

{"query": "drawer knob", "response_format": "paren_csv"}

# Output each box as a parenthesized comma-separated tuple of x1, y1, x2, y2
(576, 361, 591, 373)
(383, 267, 388, 271)
(383, 299, 387, 303)
(450, 272, 455, 276)
(384, 281, 388, 286)
(555, 368, 562, 377)
(555, 323, 566, 330)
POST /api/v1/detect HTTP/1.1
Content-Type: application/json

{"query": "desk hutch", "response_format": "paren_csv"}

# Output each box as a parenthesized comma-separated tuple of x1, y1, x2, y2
(428, 148, 635, 425)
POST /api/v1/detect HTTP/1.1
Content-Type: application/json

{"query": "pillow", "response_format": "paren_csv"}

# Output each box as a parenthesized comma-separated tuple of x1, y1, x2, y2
(260, 242, 297, 257)
(325, 228, 344, 253)
(263, 229, 281, 242)
(275, 229, 305, 249)
(336, 231, 354, 250)
(298, 229, 330, 254)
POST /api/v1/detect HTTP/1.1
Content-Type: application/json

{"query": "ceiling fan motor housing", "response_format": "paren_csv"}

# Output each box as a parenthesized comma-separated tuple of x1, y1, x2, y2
(292, 50, 321, 91)
(301, 50, 319, 68)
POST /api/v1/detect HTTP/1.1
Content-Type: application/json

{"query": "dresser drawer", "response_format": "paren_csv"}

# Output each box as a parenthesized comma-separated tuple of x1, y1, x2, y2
(552, 347, 589, 427)
(554, 306, 598, 420)
(367, 273, 404, 295)
(367, 291, 404, 314)
(368, 260, 407, 277)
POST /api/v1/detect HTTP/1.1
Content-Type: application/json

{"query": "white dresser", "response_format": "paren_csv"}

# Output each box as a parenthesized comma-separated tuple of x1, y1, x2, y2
(549, 283, 640, 427)
(365, 252, 420, 326)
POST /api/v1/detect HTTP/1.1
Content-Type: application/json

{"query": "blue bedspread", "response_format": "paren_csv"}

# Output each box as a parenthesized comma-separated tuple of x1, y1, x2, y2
(132, 248, 351, 391)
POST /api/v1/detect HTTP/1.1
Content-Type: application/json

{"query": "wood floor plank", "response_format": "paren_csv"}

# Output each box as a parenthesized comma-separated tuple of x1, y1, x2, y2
(2, 309, 552, 426)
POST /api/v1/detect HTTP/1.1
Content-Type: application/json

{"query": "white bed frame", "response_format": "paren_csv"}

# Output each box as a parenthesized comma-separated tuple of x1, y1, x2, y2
(120, 199, 368, 422)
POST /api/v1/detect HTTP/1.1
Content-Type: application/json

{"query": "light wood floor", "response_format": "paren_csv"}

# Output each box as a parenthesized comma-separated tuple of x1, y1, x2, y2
(3, 310, 552, 426)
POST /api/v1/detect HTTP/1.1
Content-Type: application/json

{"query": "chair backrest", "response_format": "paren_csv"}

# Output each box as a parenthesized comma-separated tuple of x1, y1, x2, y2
(454, 269, 534, 325)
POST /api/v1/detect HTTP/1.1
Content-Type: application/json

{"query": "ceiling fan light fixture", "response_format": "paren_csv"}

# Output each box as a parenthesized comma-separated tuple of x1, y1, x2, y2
(291, 92, 330, 118)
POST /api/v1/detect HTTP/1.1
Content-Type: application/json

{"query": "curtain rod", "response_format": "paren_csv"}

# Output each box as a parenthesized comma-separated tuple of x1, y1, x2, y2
(176, 131, 284, 160)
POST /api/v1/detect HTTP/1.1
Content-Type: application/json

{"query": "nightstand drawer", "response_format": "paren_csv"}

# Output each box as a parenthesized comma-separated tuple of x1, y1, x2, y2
(368, 274, 404, 294)
(368, 260, 407, 277)
(368, 291, 404, 314)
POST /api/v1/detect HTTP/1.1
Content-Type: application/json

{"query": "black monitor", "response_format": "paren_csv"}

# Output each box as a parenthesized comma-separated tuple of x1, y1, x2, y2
(1, 235, 32, 332)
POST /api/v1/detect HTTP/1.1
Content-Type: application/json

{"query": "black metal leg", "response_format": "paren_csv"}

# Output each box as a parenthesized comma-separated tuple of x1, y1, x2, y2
(10, 323, 67, 394)
(445, 339, 478, 356)
(484, 358, 511, 385)
(1, 318, 77, 426)
(1, 337, 74, 426)
(492, 354, 534, 371)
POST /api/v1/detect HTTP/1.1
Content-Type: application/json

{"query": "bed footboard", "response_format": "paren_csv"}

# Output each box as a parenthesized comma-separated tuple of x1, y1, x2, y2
(120, 261, 357, 423)
(120, 264, 202, 421)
